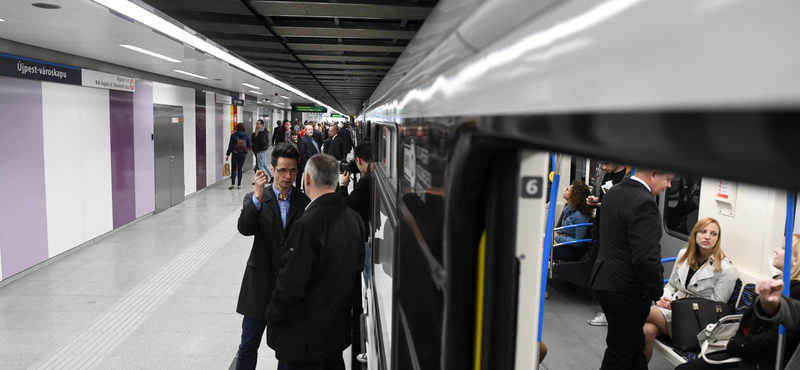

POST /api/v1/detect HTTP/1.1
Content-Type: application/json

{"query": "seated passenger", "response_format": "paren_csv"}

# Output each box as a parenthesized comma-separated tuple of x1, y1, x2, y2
(553, 181, 592, 261)
(676, 233, 800, 369)
(643, 217, 738, 362)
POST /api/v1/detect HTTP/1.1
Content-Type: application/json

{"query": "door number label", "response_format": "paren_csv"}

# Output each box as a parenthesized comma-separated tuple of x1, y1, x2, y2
(521, 177, 543, 198)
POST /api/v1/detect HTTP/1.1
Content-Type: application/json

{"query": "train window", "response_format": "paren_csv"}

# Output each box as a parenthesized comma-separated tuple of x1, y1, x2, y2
(381, 126, 397, 183)
(664, 175, 702, 238)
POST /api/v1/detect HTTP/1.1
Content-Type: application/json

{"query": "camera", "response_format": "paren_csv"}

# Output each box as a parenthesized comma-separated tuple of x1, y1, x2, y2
(340, 159, 360, 174)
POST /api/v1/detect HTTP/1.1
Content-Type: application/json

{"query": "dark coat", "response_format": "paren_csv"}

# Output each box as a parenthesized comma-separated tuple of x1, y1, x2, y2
(297, 136, 320, 170)
(236, 188, 310, 319)
(725, 281, 800, 370)
(226, 131, 251, 156)
(312, 129, 324, 147)
(339, 128, 353, 154)
(590, 178, 664, 300)
(265, 193, 366, 363)
(337, 168, 372, 233)
(252, 130, 269, 152)
(328, 135, 346, 162)
(273, 125, 288, 145)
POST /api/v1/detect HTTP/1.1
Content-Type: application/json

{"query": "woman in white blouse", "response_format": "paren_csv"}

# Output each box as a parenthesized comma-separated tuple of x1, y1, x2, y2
(643, 217, 739, 362)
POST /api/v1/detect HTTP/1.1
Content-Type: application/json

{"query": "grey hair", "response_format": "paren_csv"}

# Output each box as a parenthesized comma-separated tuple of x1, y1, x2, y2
(305, 154, 339, 189)
(337, 123, 344, 129)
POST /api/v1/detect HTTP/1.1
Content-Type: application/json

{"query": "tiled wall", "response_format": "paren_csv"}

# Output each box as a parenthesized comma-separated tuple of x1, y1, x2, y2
(0, 76, 232, 281)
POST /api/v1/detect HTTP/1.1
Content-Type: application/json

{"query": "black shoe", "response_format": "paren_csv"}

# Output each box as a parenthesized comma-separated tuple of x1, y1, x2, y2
(252, 182, 256, 185)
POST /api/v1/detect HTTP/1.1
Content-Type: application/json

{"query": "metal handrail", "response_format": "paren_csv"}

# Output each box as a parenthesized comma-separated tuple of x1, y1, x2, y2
(553, 223, 593, 232)
(661, 257, 677, 283)
(552, 239, 592, 248)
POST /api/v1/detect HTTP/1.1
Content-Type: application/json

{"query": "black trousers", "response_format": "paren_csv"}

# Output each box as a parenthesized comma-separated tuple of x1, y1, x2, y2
(594, 290, 651, 370)
(277, 354, 345, 370)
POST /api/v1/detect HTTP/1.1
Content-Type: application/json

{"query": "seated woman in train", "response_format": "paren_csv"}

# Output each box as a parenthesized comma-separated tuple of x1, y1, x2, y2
(553, 181, 593, 261)
(676, 233, 800, 370)
(644, 217, 739, 362)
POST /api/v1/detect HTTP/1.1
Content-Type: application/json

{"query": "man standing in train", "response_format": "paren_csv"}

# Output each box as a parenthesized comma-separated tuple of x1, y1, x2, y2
(297, 124, 321, 191)
(266, 154, 366, 370)
(234, 143, 310, 370)
(590, 167, 673, 370)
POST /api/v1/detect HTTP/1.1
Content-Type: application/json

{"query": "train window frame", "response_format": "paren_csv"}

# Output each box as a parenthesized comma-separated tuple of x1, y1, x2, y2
(374, 123, 399, 190)
(663, 175, 703, 241)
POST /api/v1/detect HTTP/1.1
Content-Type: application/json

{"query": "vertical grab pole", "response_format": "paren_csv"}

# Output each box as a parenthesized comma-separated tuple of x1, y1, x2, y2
(776, 191, 796, 370)
(539, 154, 561, 344)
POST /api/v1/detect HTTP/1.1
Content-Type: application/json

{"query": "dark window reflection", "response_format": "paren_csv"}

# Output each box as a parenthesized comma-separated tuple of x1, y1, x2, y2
(665, 175, 702, 237)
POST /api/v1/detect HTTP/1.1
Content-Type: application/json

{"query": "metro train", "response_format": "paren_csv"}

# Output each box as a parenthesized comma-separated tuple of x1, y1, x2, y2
(351, 0, 800, 369)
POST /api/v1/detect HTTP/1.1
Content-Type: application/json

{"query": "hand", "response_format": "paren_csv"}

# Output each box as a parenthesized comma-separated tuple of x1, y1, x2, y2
(254, 170, 268, 201)
(756, 278, 783, 316)
(586, 196, 600, 207)
(655, 297, 672, 310)
(340, 171, 351, 187)
(225, 156, 229, 161)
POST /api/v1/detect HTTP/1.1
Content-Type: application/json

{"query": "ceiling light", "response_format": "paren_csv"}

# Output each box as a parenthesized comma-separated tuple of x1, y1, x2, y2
(0, 19, 5, 22)
(280, 95, 290, 99)
(173, 70, 208, 80)
(249, 90, 262, 95)
(31, 3, 61, 9)
(120, 44, 181, 63)
(242, 83, 260, 89)
(91, 0, 341, 113)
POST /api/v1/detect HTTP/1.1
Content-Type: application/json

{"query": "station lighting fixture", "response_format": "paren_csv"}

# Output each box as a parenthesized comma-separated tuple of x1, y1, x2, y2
(242, 83, 260, 89)
(173, 70, 208, 80)
(119, 45, 181, 63)
(248, 90, 262, 95)
(280, 95, 290, 99)
(0, 19, 5, 22)
(90, 0, 345, 116)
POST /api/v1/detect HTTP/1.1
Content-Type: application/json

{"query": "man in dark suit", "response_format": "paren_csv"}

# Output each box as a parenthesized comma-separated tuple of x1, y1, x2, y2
(338, 123, 354, 155)
(296, 125, 321, 190)
(266, 153, 366, 370)
(235, 143, 310, 370)
(590, 168, 674, 370)
(327, 125, 346, 162)
(312, 126, 324, 148)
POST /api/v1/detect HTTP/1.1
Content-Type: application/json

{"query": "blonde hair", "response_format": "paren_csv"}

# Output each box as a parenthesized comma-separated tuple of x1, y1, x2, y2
(784, 233, 800, 281)
(678, 217, 725, 272)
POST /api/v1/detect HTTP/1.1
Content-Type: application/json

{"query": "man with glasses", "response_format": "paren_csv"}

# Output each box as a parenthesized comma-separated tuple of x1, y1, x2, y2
(234, 143, 310, 370)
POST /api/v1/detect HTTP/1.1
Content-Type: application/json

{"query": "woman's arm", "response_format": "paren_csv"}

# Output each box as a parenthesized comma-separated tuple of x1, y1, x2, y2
(709, 262, 738, 303)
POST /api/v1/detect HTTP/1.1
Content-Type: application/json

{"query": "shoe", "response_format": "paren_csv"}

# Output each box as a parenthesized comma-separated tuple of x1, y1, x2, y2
(588, 312, 608, 326)
(228, 185, 235, 190)
(237, 186, 242, 189)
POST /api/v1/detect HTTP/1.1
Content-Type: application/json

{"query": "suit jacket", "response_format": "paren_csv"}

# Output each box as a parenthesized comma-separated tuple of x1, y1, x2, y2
(236, 187, 310, 319)
(329, 135, 346, 161)
(339, 128, 353, 154)
(297, 136, 320, 170)
(337, 169, 372, 233)
(590, 177, 664, 300)
(266, 193, 366, 363)
(312, 129, 323, 147)
(273, 126, 287, 145)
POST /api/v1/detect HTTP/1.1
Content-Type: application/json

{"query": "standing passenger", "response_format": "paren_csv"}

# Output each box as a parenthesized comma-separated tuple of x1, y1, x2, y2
(226, 123, 251, 189)
(266, 154, 366, 370)
(234, 143, 309, 370)
(590, 168, 674, 370)
(251, 120, 273, 184)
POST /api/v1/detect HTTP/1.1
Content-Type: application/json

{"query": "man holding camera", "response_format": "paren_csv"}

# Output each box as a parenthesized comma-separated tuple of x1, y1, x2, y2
(338, 141, 373, 228)
(234, 144, 310, 370)
(266, 154, 366, 370)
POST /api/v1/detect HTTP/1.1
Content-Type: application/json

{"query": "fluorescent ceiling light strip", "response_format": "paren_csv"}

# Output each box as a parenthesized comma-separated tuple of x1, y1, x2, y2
(242, 83, 260, 89)
(249, 90, 262, 95)
(280, 95, 290, 99)
(119, 44, 181, 63)
(0, 18, 6, 22)
(174, 69, 208, 79)
(92, 0, 344, 115)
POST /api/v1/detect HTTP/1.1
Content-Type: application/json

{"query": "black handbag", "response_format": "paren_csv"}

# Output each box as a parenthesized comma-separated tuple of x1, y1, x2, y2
(670, 297, 735, 351)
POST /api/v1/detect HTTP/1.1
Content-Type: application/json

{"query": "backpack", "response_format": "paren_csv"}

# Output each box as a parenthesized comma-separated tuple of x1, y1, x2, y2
(234, 134, 248, 153)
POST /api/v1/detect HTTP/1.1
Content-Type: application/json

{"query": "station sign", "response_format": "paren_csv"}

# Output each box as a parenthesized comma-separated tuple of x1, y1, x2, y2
(0, 52, 82, 85)
(293, 105, 327, 113)
(81, 69, 135, 92)
(330, 114, 345, 118)
(215, 94, 232, 104)
(231, 97, 244, 106)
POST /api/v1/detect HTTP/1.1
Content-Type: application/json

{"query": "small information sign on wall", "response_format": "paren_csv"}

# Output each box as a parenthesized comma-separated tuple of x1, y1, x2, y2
(81, 69, 135, 92)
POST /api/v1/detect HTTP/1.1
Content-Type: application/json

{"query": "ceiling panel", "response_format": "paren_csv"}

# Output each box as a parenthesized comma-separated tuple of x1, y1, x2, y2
(142, 0, 440, 113)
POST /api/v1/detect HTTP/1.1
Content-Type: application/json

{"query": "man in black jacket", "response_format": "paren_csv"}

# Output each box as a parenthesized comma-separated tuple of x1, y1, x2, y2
(338, 123, 354, 155)
(296, 125, 321, 190)
(266, 153, 366, 370)
(251, 120, 273, 184)
(590, 168, 673, 370)
(327, 125, 346, 162)
(235, 143, 309, 370)
(338, 141, 372, 229)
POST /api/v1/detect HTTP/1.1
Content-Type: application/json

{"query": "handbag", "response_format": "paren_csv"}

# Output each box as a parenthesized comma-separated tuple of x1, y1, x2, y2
(671, 297, 736, 351)
(223, 162, 231, 177)
(697, 314, 742, 364)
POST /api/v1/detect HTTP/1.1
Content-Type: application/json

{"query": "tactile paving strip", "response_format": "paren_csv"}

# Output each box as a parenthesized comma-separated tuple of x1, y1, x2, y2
(29, 210, 240, 370)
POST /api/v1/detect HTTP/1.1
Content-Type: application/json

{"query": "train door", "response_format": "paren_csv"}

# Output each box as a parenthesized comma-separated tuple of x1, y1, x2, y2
(153, 104, 185, 213)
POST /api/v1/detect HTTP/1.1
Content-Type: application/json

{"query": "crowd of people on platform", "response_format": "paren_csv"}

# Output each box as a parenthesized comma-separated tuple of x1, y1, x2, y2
(549, 161, 800, 370)
(225, 118, 371, 370)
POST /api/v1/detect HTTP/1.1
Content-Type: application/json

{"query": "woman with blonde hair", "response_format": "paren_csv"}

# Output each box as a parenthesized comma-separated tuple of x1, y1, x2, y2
(643, 217, 739, 362)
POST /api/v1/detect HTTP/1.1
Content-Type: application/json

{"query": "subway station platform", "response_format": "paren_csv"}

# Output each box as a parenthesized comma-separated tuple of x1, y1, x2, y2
(0, 169, 349, 370)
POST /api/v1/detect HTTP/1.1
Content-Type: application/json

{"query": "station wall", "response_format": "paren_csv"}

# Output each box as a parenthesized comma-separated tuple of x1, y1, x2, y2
(0, 75, 234, 281)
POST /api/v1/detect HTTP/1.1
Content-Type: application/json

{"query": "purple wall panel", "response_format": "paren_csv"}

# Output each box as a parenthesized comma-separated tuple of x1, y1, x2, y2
(216, 104, 223, 182)
(133, 80, 155, 217)
(195, 91, 207, 190)
(110, 90, 136, 228)
(0, 77, 49, 279)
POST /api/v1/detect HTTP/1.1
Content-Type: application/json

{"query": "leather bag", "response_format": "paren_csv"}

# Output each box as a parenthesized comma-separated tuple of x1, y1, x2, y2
(671, 297, 735, 351)
(697, 314, 742, 364)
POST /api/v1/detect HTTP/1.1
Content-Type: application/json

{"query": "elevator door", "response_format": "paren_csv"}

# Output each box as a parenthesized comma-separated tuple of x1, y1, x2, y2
(154, 104, 185, 213)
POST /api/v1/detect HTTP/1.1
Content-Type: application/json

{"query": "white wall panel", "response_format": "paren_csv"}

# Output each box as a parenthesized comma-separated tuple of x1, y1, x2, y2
(153, 82, 196, 195)
(41, 83, 86, 257)
(205, 92, 216, 185)
(698, 180, 785, 279)
(80, 88, 113, 241)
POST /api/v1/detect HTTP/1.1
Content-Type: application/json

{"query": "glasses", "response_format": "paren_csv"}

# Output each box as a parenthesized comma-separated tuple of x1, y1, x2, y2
(275, 168, 298, 176)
